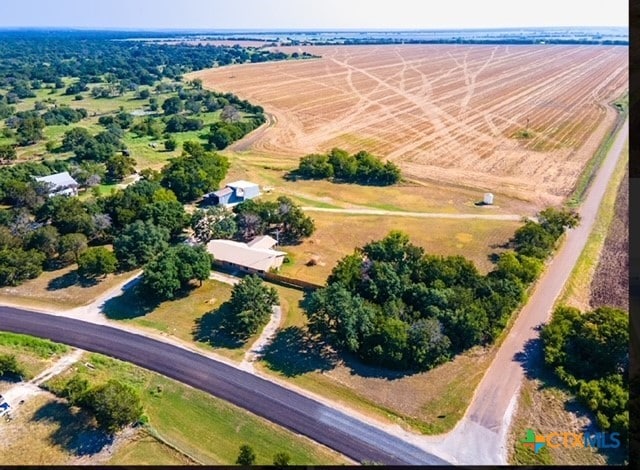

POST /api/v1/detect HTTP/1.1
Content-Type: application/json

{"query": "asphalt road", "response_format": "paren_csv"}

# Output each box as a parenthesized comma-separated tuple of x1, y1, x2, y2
(0, 306, 449, 465)
(440, 117, 629, 464)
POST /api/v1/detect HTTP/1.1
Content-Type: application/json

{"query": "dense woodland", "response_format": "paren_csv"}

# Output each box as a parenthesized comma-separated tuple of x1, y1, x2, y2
(304, 208, 579, 371)
(0, 31, 317, 293)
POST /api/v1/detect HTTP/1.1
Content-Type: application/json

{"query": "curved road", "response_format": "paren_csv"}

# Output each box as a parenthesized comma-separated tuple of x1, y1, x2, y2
(0, 307, 449, 466)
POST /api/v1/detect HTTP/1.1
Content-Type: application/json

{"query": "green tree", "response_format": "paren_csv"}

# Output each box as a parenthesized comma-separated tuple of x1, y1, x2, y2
(273, 452, 291, 466)
(105, 154, 135, 182)
(0, 144, 16, 161)
(142, 244, 212, 299)
(61, 375, 91, 407)
(140, 200, 189, 239)
(58, 233, 88, 264)
(538, 207, 580, 239)
(0, 248, 45, 286)
(296, 153, 334, 179)
(113, 220, 170, 270)
(164, 137, 177, 151)
(162, 96, 184, 115)
(0, 354, 25, 378)
(78, 247, 118, 278)
(160, 146, 230, 202)
(236, 444, 257, 466)
(306, 283, 376, 353)
(85, 380, 143, 433)
(25, 225, 60, 261)
(16, 115, 45, 146)
(227, 275, 279, 339)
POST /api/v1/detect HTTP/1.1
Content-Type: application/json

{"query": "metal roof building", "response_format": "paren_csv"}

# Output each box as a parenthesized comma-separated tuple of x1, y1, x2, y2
(34, 171, 79, 197)
(206, 238, 286, 274)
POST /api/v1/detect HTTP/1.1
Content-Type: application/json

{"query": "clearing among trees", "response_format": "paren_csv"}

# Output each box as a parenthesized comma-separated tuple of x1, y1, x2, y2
(191, 44, 628, 206)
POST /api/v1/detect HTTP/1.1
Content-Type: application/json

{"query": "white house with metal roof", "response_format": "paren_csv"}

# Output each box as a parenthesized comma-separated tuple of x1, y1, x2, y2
(34, 171, 79, 197)
(206, 237, 286, 274)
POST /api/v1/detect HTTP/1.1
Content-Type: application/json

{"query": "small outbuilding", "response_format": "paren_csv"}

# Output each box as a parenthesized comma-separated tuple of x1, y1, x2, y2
(206, 180, 260, 207)
(483, 192, 494, 205)
(34, 171, 79, 197)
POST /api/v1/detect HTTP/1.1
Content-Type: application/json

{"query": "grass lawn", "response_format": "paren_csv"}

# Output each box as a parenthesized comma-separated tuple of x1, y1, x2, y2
(276, 212, 520, 284)
(44, 353, 349, 465)
(0, 332, 69, 390)
(109, 431, 196, 465)
(558, 139, 628, 310)
(101, 279, 257, 362)
(0, 265, 138, 311)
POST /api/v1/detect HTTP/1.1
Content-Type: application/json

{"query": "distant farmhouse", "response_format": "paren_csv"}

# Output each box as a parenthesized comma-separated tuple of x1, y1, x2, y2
(206, 235, 285, 274)
(205, 180, 260, 207)
(34, 171, 79, 197)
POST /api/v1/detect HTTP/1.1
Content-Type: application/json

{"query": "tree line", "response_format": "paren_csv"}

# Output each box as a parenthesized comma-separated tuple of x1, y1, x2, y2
(0, 30, 313, 96)
(292, 148, 401, 186)
(304, 207, 579, 371)
(542, 305, 628, 442)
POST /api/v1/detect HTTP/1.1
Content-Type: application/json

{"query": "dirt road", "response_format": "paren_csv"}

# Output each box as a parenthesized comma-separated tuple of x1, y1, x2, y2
(301, 206, 526, 221)
(436, 117, 629, 464)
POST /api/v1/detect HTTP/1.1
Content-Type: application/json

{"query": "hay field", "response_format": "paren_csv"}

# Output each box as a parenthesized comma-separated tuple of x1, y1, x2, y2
(191, 45, 628, 206)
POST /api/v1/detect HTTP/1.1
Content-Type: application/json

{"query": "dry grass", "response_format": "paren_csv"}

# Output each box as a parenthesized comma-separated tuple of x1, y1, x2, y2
(191, 44, 627, 207)
(225, 152, 540, 215)
(101, 279, 255, 362)
(0, 265, 138, 311)
(0, 393, 115, 465)
(276, 212, 520, 284)
(258, 341, 495, 435)
(507, 368, 626, 465)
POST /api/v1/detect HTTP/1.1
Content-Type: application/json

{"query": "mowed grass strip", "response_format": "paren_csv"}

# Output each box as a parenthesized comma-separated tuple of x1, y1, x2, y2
(44, 353, 348, 465)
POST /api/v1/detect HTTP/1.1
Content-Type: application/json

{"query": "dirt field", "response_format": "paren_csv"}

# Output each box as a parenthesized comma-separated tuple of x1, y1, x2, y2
(590, 170, 629, 310)
(190, 45, 627, 207)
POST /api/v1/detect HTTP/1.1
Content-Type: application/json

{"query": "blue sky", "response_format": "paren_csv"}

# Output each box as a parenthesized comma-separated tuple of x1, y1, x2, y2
(0, 0, 628, 30)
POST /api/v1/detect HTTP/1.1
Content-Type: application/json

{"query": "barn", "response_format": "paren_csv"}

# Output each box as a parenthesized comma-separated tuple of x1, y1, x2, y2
(206, 180, 260, 207)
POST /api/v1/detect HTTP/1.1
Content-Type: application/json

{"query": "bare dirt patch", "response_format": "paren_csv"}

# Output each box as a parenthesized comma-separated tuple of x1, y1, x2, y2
(590, 170, 629, 310)
(191, 45, 627, 207)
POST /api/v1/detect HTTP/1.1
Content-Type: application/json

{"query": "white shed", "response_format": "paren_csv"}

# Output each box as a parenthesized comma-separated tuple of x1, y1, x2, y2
(483, 193, 494, 205)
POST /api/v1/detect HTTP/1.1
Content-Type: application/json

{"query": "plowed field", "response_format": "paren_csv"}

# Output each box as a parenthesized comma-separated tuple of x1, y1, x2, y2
(191, 45, 627, 206)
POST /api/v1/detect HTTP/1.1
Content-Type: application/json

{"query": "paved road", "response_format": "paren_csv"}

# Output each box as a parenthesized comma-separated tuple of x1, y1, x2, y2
(437, 118, 629, 464)
(301, 206, 526, 221)
(0, 307, 449, 466)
